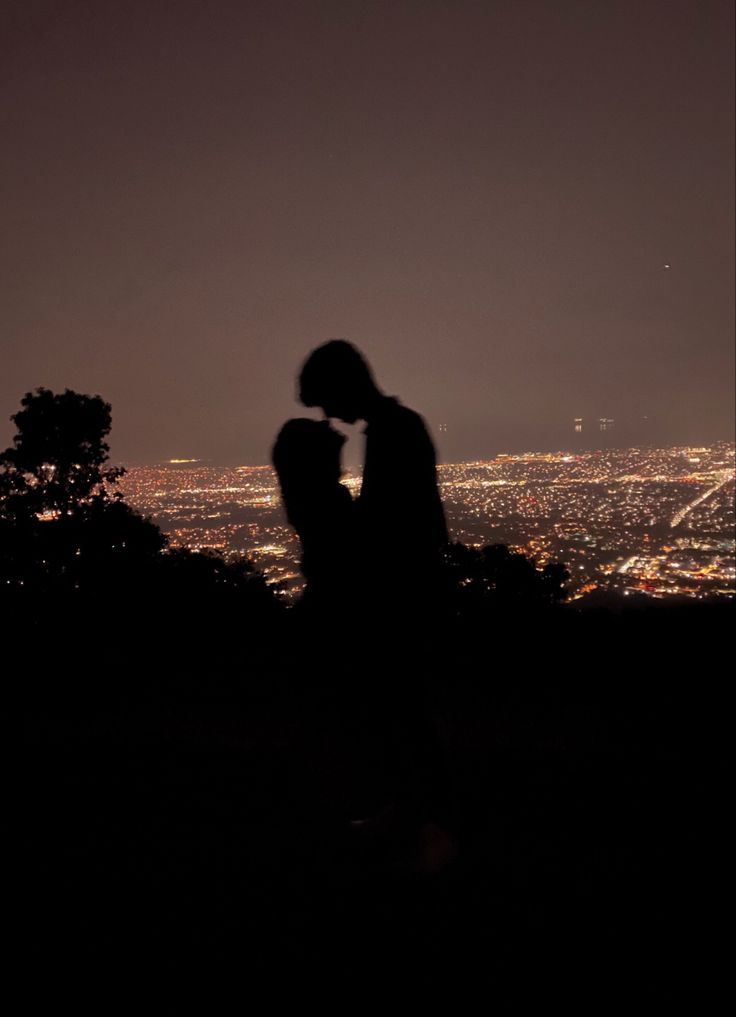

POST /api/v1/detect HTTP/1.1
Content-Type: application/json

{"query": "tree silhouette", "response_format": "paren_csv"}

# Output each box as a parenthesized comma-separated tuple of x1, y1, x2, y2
(0, 389, 281, 651)
(0, 388, 164, 598)
(0, 387, 124, 522)
(441, 542, 569, 619)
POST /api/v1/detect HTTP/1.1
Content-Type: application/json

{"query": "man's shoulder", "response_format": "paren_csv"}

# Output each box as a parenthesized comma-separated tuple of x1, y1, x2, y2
(365, 397, 437, 467)
(368, 396, 431, 436)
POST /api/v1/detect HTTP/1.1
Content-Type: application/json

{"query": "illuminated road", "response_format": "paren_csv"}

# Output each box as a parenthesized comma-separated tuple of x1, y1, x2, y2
(670, 471, 732, 528)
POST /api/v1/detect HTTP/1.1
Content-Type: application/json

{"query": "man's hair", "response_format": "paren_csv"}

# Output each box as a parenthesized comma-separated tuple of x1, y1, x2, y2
(298, 339, 376, 407)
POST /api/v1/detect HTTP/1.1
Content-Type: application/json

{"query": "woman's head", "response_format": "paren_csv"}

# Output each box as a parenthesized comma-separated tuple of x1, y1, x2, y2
(272, 417, 345, 492)
(272, 417, 348, 537)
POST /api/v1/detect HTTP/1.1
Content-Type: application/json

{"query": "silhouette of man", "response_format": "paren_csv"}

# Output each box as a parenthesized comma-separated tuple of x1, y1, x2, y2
(298, 339, 448, 616)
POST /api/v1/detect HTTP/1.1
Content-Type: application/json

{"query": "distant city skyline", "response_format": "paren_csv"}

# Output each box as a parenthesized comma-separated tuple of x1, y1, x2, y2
(118, 441, 736, 602)
(108, 419, 735, 469)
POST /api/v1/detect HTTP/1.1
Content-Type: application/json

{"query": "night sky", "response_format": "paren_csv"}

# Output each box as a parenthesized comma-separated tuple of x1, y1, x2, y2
(2, 0, 733, 464)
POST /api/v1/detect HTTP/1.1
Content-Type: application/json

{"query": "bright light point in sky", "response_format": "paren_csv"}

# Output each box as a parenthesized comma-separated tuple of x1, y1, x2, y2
(663, 263, 671, 269)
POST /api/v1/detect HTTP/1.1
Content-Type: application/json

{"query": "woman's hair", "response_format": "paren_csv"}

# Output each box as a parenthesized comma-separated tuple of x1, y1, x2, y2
(273, 417, 344, 481)
(272, 418, 346, 526)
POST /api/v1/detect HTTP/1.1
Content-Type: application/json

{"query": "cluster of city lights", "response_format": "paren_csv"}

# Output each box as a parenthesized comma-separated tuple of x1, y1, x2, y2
(117, 442, 735, 602)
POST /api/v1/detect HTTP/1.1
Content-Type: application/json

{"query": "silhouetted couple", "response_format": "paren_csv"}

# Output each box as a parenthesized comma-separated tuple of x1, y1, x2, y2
(273, 339, 448, 625)
(273, 341, 455, 869)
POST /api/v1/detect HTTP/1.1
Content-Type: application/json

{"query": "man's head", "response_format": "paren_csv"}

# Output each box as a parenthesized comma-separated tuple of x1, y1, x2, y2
(298, 340, 379, 423)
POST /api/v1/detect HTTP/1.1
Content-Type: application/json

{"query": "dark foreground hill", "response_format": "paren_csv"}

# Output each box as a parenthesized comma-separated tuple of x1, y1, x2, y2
(14, 599, 728, 1002)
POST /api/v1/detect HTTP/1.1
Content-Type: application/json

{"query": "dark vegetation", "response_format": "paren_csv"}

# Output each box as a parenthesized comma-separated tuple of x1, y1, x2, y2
(10, 389, 722, 999)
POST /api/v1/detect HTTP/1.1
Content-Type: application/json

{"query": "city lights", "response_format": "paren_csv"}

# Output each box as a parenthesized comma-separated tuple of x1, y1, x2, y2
(117, 442, 735, 602)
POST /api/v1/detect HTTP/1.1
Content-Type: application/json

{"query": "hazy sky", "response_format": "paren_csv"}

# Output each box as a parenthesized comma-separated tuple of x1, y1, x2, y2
(2, 0, 733, 464)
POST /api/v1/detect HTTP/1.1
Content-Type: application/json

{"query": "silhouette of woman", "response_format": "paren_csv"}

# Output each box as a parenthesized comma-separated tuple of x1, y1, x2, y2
(272, 418, 354, 610)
